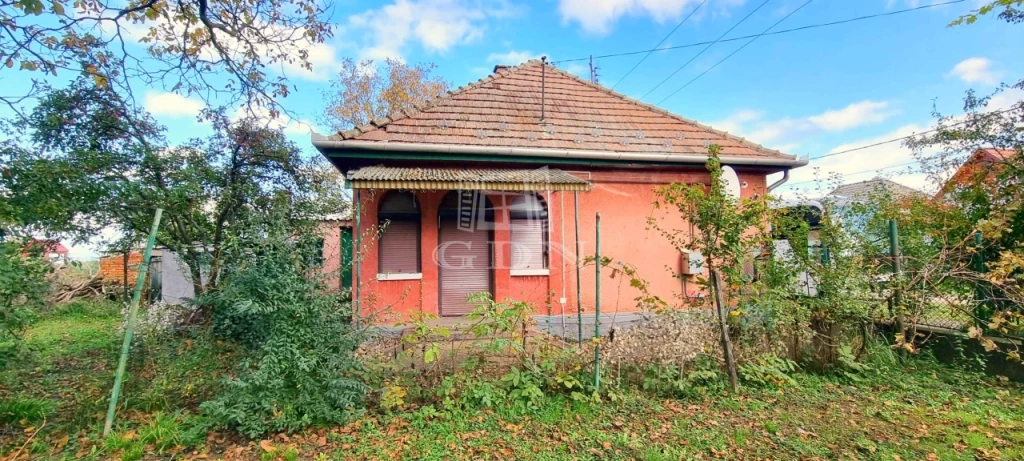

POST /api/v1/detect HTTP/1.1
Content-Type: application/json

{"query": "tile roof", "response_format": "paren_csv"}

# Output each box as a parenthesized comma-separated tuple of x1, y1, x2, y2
(346, 166, 591, 191)
(829, 178, 924, 201)
(321, 60, 797, 162)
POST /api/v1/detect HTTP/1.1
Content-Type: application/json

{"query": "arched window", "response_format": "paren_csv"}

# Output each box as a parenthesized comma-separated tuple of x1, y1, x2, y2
(378, 191, 420, 274)
(509, 194, 548, 271)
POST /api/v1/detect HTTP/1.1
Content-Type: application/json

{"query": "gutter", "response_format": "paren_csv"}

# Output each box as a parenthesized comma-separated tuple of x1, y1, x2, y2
(313, 136, 810, 168)
(767, 169, 791, 192)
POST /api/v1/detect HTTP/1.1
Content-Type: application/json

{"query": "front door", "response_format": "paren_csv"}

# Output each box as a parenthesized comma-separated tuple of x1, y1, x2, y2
(437, 218, 492, 316)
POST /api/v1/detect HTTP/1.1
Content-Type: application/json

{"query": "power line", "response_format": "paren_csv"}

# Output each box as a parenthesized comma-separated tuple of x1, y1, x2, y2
(640, 0, 772, 101)
(810, 108, 1016, 161)
(553, 0, 965, 65)
(656, 0, 814, 105)
(611, 0, 708, 90)
(784, 160, 921, 188)
(783, 107, 1020, 187)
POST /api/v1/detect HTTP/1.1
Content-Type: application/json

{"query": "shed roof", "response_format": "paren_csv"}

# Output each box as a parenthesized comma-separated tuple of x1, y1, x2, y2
(314, 60, 805, 168)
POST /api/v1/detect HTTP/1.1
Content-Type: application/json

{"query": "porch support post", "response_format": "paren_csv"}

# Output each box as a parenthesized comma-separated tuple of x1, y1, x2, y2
(354, 190, 362, 328)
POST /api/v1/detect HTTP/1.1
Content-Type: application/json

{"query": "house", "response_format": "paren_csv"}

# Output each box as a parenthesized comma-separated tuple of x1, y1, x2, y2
(317, 212, 354, 291)
(829, 178, 924, 204)
(99, 248, 197, 304)
(939, 148, 1019, 197)
(22, 239, 69, 265)
(313, 60, 807, 320)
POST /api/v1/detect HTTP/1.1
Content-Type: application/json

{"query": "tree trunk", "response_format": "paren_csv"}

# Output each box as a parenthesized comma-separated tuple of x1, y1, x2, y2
(810, 314, 838, 370)
(711, 269, 739, 393)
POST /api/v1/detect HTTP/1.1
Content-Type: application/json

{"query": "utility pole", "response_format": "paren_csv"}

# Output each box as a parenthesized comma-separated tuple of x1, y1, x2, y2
(589, 55, 600, 84)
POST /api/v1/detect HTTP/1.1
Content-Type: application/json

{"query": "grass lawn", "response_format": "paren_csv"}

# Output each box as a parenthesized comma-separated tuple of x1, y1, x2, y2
(2, 303, 1023, 460)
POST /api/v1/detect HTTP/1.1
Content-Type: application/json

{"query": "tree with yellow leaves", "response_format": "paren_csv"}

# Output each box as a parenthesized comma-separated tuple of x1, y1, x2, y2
(320, 58, 450, 132)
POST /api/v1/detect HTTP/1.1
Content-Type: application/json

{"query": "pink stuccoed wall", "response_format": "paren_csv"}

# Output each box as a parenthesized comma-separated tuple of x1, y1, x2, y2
(349, 167, 770, 322)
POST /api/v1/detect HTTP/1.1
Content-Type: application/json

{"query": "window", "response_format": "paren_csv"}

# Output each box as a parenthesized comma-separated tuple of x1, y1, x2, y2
(378, 192, 421, 275)
(509, 194, 548, 272)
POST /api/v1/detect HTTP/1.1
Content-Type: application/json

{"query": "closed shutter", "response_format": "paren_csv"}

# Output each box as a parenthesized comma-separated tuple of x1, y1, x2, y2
(439, 219, 491, 316)
(379, 220, 419, 274)
(510, 219, 546, 269)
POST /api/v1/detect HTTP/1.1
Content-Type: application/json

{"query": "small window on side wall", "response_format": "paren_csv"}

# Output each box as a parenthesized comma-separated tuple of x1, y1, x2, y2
(509, 194, 548, 271)
(378, 191, 421, 274)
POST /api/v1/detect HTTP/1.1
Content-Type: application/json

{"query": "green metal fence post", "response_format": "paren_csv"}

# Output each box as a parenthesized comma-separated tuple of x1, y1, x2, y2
(103, 208, 163, 436)
(594, 212, 601, 391)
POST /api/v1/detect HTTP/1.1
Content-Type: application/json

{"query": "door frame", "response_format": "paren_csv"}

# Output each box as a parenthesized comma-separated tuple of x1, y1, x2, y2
(437, 192, 495, 317)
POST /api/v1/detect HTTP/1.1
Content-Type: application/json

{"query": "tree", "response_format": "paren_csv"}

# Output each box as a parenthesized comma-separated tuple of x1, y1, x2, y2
(0, 0, 333, 116)
(649, 145, 770, 392)
(1, 77, 348, 299)
(320, 58, 450, 132)
(951, 0, 1024, 26)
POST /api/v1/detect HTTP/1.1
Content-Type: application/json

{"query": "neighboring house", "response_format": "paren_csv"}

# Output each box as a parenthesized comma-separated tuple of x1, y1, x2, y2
(313, 60, 807, 319)
(939, 148, 1020, 197)
(22, 239, 69, 265)
(99, 248, 198, 304)
(830, 178, 924, 204)
(317, 213, 355, 291)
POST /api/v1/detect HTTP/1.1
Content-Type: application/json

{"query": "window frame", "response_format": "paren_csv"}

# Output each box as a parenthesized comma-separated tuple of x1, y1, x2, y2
(508, 193, 549, 274)
(377, 191, 422, 276)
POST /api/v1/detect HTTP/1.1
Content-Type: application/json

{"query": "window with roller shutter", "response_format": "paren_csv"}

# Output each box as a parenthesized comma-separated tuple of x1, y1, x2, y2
(378, 192, 420, 274)
(509, 194, 548, 270)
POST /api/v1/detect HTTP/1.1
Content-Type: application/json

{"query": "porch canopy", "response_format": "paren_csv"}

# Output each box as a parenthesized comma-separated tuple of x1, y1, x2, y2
(345, 166, 591, 192)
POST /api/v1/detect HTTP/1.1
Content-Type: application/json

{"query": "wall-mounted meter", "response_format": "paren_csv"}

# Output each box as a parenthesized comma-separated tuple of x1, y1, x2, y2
(680, 249, 704, 275)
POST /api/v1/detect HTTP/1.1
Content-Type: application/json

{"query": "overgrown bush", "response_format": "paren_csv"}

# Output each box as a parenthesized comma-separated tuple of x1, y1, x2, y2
(199, 235, 366, 437)
(0, 240, 50, 363)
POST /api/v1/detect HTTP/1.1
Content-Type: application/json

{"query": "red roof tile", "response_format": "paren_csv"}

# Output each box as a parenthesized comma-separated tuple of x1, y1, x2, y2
(321, 60, 797, 162)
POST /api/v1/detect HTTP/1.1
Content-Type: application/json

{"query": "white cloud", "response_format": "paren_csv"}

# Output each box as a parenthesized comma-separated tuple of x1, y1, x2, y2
(558, 0, 744, 35)
(232, 106, 318, 137)
(948, 57, 999, 85)
(348, 0, 515, 60)
(807, 101, 894, 131)
(486, 50, 544, 64)
(777, 122, 933, 198)
(143, 92, 205, 119)
(712, 101, 895, 149)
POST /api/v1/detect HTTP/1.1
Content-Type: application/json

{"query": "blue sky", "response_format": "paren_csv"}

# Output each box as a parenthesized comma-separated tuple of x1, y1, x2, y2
(140, 0, 1020, 190)
(3, 0, 1022, 257)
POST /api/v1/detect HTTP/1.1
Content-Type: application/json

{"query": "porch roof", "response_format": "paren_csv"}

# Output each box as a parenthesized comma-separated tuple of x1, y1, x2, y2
(345, 166, 591, 191)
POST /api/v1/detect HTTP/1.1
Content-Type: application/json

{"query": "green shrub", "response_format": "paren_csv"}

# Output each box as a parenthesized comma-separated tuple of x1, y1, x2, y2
(199, 236, 366, 437)
(738, 354, 798, 388)
(0, 241, 50, 363)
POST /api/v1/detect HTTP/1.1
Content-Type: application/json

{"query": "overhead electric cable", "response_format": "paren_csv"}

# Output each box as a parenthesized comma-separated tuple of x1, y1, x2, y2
(611, 0, 708, 90)
(656, 0, 814, 104)
(553, 1, 965, 65)
(640, 0, 772, 100)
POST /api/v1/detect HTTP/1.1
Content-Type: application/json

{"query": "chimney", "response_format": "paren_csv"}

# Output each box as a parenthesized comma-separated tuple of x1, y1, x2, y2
(493, 65, 510, 74)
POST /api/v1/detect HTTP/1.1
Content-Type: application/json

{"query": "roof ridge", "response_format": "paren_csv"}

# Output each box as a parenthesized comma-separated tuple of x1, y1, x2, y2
(331, 59, 796, 160)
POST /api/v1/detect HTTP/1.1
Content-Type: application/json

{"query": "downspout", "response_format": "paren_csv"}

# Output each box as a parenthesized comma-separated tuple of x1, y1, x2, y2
(767, 168, 790, 193)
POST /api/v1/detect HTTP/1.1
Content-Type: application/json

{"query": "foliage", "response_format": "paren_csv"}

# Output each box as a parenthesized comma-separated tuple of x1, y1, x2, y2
(950, 0, 1024, 26)
(199, 230, 366, 437)
(738, 354, 798, 388)
(0, 240, 51, 361)
(650, 144, 771, 391)
(1, 77, 347, 299)
(640, 354, 725, 397)
(321, 58, 450, 131)
(0, 0, 334, 116)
